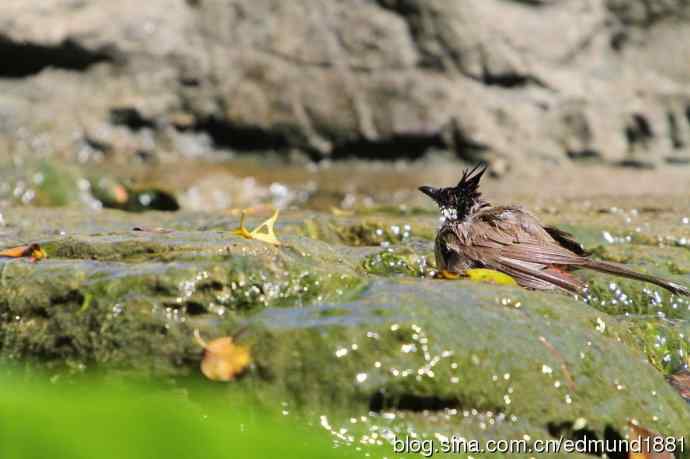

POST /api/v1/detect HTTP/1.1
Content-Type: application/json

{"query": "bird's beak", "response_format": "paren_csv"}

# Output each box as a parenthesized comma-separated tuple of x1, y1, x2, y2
(418, 186, 439, 202)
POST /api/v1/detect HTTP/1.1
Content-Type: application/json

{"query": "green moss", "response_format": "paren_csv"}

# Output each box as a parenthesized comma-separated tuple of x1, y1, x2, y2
(668, 261, 690, 275)
(588, 245, 634, 263)
(246, 281, 690, 440)
(533, 306, 560, 320)
(361, 247, 433, 277)
(583, 275, 690, 320)
(296, 215, 435, 246)
(44, 238, 178, 262)
(621, 319, 690, 375)
(302, 218, 321, 240)
(0, 232, 366, 374)
(335, 221, 412, 246)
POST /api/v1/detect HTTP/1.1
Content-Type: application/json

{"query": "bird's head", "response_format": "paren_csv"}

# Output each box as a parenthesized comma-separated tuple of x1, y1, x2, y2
(418, 163, 488, 222)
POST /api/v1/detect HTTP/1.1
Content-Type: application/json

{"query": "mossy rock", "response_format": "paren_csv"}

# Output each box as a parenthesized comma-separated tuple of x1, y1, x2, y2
(0, 207, 688, 455)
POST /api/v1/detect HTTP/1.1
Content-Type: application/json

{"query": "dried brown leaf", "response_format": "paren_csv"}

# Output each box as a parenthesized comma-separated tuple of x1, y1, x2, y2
(667, 369, 690, 402)
(194, 329, 251, 382)
(628, 422, 675, 459)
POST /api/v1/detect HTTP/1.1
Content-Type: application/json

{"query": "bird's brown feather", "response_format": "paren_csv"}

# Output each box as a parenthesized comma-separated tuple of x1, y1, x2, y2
(426, 167, 688, 296)
(436, 207, 589, 293)
(436, 205, 688, 295)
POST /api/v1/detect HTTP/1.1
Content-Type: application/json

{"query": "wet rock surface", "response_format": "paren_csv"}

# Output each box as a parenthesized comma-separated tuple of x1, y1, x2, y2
(3, 1, 690, 167)
(1, 195, 689, 446)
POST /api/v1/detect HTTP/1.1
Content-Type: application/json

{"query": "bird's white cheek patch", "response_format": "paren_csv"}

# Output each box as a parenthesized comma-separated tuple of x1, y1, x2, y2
(440, 207, 458, 222)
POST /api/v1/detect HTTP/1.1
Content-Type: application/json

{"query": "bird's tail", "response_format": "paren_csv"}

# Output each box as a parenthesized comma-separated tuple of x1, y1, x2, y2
(582, 259, 689, 296)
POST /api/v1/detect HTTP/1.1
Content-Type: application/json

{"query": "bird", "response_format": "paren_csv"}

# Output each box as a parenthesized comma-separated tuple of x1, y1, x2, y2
(418, 164, 689, 296)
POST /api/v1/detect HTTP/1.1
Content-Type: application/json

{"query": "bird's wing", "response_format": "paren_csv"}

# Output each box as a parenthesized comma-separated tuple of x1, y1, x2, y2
(436, 228, 474, 271)
(451, 207, 587, 292)
(468, 207, 588, 266)
(494, 257, 585, 293)
(496, 241, 588, 266)
(544, 226, 589, 256)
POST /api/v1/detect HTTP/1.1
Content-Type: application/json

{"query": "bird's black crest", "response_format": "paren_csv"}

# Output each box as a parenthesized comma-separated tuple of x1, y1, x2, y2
(455, 163, 487, 200)
(418, 162, 489, 221)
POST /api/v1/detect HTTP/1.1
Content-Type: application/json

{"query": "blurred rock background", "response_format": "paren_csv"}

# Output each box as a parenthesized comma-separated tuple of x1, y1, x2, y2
(3, 0, 690, 170)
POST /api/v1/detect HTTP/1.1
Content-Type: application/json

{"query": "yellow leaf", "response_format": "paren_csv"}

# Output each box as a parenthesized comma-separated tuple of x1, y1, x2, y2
(466, 268, 517, 286)
(439, 270, 461, 280)
(194, 329, 251, 382)
(231, 209, 281, 246)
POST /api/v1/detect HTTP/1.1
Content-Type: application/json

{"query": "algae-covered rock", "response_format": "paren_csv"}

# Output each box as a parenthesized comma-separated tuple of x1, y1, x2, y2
(0, 205, 688, 454)
(361, 246, 434, 277)
(0, 209, 365, 374)
(246, 280, 690, 442)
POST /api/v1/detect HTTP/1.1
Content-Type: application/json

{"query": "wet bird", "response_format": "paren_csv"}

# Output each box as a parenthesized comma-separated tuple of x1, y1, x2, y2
(419, 164, 689, 296)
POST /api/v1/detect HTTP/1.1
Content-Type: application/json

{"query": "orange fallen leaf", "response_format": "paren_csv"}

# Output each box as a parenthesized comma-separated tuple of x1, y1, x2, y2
(628, 422, 675, 459)
(0, 243, 47, 262)
(113, 184, 129, 204)
(194, 329, 251, 382)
